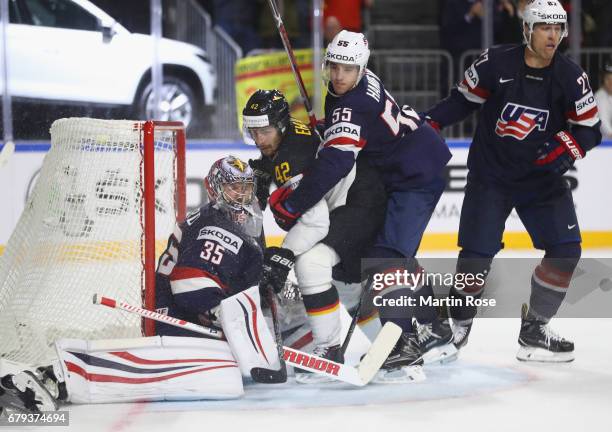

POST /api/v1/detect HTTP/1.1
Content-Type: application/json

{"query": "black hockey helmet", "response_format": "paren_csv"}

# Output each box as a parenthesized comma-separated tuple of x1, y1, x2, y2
(242, 89, 290, 135)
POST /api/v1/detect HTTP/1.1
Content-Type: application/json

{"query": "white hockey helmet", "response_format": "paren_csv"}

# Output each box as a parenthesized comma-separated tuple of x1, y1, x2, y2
(522, 0, 568, 48)
(323, 30, 370, 93)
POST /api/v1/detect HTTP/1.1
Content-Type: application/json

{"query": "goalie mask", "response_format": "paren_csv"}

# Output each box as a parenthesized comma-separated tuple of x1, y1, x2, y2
(242, 89, 290, 145)
(205, 156, 262, 237)
(323, 30, 370, 96)
(522, 0, 568, 50)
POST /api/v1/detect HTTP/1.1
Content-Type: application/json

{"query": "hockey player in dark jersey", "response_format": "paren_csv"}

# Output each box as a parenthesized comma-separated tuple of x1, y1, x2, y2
(0, 157, 291, 411)
(425, 0, 602, 362)
(243, 89, 387, 383)
(265, 31, 455, 381)
(155, 155, 294, 340)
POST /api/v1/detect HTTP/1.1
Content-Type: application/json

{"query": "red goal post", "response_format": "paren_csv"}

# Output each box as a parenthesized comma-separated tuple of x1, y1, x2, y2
(142, 120, 186, 337)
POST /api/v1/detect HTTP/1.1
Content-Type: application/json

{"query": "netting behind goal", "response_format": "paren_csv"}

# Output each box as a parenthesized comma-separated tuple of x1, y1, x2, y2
(0, 118, 186, 365)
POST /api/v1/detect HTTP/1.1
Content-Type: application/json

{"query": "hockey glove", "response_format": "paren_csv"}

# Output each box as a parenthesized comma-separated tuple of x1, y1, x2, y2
(261, 246, 295, 295)
(421, 114, 441, 133)
(249, 158, 273, 210)
(269, 186, 301, 231)
(534, 131, 584, 175)
(197, 305, 221, 329)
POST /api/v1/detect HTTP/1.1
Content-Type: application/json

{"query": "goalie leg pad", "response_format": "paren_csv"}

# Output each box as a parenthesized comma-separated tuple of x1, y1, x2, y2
(219, 286, 281, 377)
(54, 336, 242, 404)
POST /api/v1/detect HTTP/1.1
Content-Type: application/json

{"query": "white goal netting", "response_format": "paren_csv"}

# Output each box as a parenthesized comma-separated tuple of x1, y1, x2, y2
(0, 118, 184, 365)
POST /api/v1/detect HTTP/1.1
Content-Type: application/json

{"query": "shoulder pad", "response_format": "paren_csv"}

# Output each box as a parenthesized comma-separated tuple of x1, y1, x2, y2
(340, 72, 383, 113)
(553, 51, 586, 79)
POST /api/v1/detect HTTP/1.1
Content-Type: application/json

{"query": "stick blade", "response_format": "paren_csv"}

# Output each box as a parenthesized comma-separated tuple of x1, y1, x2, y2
(250, 363, 287, 384)
(357, 322, 402, 384)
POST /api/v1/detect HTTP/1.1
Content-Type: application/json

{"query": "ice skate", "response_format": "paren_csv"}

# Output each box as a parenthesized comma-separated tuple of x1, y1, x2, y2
(295, 344, 344, 384)
(417, 319, 458, 364)
(451, 318, 473, 350)
(517, 304, 574, 363)
(373, 332, 426, 384)
(0, 371, 58, 414)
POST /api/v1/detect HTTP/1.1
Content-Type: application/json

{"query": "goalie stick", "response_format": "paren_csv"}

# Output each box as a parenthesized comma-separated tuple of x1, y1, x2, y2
(92, 295, 225, 339)
(250, 283, 288, 383)
(93, 294, 401, 386)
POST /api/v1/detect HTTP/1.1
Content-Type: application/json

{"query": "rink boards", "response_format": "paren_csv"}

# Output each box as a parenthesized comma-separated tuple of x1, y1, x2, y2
(1, 140, 611, 252)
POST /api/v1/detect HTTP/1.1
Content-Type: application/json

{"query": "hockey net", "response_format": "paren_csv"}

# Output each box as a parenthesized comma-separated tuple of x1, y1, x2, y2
(0, 118, 186, 365)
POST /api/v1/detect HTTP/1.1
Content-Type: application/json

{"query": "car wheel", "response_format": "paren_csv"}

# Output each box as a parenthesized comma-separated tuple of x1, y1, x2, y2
(135, 76, 198, 131)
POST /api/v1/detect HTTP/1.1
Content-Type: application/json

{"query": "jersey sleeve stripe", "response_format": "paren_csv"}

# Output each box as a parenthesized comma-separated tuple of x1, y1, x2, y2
(323, 136, 367, 149)
(171, 278, 223, 295)
(169, 266, 227, 294)
(458, 79, 490, 104)
(566, 106, 600, 127)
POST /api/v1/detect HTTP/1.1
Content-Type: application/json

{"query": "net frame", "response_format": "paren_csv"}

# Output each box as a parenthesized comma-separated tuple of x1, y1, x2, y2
(0, 118, 186, 364)
(142, 120, 186, 336)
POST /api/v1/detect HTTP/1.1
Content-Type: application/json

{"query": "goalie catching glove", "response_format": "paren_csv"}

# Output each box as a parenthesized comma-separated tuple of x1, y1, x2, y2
(261, 246, 295, 295)
(534, 130, 584, 175)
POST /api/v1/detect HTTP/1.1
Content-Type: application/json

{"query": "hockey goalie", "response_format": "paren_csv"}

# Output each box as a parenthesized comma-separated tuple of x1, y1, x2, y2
(0, 156, 286, 412)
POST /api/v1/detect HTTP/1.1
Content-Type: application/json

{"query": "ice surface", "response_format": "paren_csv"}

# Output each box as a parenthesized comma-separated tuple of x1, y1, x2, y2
(19, 251, 612, 432)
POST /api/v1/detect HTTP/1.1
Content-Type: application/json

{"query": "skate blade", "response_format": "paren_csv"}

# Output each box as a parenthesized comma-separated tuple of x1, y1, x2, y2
(423, 343, 459, 365)
(295, 372, 336, 384)
(13, 371, 59, 412)
(516, 346, 575, 363)
(372, 365, 426, 384)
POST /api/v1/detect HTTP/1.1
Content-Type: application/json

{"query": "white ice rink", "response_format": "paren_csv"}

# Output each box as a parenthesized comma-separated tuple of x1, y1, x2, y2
(52, 317, 612, 432)
(9, 250, 612, 432)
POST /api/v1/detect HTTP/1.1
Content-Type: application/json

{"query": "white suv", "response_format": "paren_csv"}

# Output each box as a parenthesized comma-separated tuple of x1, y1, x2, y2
(4, 0, 216, 131)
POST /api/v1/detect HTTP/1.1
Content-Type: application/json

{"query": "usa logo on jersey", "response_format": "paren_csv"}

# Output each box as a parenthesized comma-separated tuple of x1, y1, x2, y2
(495, 103, 549, 140)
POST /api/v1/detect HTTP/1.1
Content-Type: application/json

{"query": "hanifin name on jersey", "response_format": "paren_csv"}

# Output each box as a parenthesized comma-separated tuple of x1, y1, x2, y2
(365, 70, 381, 102)
(496, 103, 550, 140)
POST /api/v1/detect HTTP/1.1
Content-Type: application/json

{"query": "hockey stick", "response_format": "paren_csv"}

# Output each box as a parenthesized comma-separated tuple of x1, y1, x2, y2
(340, 275, 376, 357)
(92, 295, 225, 339)
(267, 0, 322, 140)
(0, 140, 14, 168)
(250, 285, 288, 383)
(93, 294, 400, 386)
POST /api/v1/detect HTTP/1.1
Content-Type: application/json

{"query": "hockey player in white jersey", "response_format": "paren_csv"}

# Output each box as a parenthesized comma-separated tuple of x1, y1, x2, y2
(0, 156, 287, 413)
(243, 89, 386, 383)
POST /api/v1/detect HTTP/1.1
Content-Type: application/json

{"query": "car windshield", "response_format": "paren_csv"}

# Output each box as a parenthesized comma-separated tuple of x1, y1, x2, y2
(14, 0, 99, 31)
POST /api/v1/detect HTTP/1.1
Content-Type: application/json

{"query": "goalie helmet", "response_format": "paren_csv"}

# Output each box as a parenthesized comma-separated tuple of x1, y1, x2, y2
(242, 89, 290, 136)
(522, 0, 568, 48)
(323, 30, 370, 93)
(204, 156, 262, 236)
